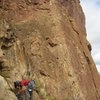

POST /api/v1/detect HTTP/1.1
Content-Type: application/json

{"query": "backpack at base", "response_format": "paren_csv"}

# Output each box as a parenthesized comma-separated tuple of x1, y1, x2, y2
(27, 80, 35, 92)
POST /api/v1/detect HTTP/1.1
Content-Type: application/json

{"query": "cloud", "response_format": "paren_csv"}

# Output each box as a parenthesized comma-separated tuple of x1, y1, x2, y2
(93, 52, 100, 65)
(81, 0, 100, 73)
(96, 65, 100, 74)
(81, 0, 100, 44)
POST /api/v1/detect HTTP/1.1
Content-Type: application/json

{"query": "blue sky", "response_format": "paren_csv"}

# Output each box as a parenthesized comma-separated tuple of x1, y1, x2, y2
(80, 0, 100, 73)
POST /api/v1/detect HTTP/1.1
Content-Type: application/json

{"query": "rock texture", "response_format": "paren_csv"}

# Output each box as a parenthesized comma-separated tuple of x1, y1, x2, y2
(0, 75, 17, 100)
(0, 0, 100, 100)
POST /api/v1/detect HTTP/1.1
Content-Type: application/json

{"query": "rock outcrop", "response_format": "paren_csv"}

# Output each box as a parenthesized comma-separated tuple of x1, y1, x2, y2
(0, 75, 17, 100)
(0, 0, 100, 100)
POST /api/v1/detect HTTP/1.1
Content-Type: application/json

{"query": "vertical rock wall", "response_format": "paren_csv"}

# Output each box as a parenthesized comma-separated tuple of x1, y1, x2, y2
(0, 0, 100, 100)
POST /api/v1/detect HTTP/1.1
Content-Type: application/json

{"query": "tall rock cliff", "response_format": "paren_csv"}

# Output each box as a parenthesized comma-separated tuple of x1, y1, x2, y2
(0, 0, 100, 100)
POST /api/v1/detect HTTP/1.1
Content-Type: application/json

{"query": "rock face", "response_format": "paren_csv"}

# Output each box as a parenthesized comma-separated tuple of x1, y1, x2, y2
(0, 0, 100, 100)
(0, 75, 17, 100)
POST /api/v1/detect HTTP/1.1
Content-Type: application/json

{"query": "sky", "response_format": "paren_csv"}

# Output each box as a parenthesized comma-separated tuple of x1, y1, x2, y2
(80, 0, 100, 73)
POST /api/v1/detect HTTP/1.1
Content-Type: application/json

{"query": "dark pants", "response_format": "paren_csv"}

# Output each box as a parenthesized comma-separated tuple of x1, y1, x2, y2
(25, 89, 33, 100)
(16, 93, 23, 100)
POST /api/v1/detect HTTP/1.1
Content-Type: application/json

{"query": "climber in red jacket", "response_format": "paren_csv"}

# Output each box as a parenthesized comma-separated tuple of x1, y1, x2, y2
(15, 77, 35, 100)
(20, 79, 35, 100)
(15, 79, 29, 100)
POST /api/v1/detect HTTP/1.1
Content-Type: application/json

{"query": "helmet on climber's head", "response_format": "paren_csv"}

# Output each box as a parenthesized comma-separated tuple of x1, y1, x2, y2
(14, 81, 21, 89)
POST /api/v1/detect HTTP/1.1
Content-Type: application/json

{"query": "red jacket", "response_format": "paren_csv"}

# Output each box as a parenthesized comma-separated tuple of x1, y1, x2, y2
(20, 79, 29, 87)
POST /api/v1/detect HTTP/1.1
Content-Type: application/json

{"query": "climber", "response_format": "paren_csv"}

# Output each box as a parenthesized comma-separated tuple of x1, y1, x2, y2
(14, 81, 23, 100)
(14, 79, 29, 100)
(14, 76, 35, 100)
(18, 79, 35, 100)
(19, 79, 29, 100)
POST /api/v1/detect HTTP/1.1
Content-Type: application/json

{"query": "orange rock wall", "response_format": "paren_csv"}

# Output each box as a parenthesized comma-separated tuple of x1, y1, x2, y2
(0, 0, 100, 100)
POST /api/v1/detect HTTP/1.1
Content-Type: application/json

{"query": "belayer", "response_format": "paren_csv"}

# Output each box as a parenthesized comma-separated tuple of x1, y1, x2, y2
(14, 79, 35, 100)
